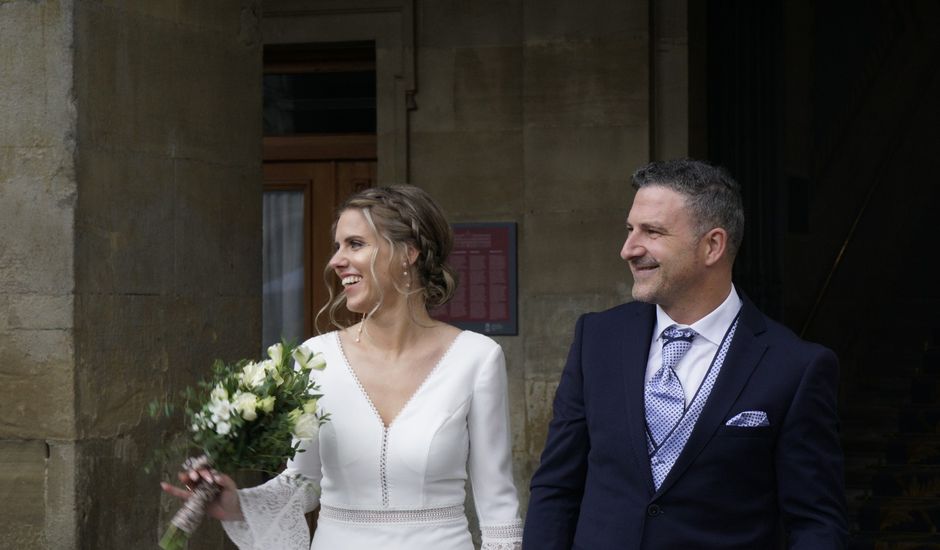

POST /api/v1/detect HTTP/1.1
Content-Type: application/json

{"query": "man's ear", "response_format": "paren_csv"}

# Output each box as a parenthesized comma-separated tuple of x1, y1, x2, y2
(702, 228, 728, 267)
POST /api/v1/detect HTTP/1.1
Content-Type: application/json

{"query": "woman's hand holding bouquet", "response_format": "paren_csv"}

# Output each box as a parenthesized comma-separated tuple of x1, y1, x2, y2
(153, 341, 328, 550)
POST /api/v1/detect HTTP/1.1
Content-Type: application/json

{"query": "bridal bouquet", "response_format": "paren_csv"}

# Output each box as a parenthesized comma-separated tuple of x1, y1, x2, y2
(150, 341, 328, 550)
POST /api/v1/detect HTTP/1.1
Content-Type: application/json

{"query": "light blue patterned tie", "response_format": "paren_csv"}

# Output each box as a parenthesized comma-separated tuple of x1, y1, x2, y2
(645, 325, 697, 449)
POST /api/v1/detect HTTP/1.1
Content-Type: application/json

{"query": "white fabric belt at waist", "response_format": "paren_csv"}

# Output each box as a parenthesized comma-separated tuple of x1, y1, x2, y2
(319, 504, 465, 525)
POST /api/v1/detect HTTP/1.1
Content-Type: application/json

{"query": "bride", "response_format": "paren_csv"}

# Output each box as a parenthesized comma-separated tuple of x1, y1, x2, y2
(162, 185, 522, 549)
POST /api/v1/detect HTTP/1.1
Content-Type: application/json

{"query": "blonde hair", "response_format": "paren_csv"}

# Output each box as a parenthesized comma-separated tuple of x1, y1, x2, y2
(317, 185, 458, 331)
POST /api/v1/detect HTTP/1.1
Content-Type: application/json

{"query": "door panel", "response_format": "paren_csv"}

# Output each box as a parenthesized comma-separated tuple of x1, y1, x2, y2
(263, 160, 376, 338)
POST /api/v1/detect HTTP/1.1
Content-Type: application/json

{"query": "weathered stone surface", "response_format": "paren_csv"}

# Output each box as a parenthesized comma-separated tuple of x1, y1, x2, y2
(419, 0, 522, 48)
(522, 208, 631, 295)
(524, 37, 649, 129)
(523, 125, 642, 212)
(412, 48, 458, 133)
(0, 440, 47, 550)
(454, 46, 523, 131)
(0, 0, 76, 443)
(411, 130, 524, 218)
(414, 45, 525, 133)
(523, 0, 647, 42)
(521, 293, 624, 380)
(0, 325, 74, 439)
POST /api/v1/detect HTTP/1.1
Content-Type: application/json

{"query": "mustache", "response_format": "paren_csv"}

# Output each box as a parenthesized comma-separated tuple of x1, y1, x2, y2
(630, 257, 658, 269)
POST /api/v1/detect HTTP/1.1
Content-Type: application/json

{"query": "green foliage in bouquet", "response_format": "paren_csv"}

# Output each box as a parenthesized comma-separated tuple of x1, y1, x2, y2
(149, 340, 328, 550)
(150, 340, 328, 475)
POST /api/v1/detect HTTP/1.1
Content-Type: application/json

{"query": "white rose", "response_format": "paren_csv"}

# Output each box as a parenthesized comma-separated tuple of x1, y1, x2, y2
(216, 421, 232, 436)
(233, 391, 259, 421)
(258, 396, 276, 413)
(292, 412, 320, 440)
(240, 361, 267, 389)
(267, 343, 285, 365)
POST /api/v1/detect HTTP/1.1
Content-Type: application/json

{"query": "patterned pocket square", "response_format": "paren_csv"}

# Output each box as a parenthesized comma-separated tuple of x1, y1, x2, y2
(726, 411, 769, 427)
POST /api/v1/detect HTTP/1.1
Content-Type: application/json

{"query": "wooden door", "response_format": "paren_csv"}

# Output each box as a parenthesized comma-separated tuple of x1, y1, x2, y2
(263, 152, 376, 338)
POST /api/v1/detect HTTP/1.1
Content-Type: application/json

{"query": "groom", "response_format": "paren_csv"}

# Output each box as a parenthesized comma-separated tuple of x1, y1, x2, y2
(523, 159, 847, 549)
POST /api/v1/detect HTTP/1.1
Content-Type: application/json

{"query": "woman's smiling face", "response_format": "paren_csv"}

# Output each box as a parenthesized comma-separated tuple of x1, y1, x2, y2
(328, 208, 399, 315)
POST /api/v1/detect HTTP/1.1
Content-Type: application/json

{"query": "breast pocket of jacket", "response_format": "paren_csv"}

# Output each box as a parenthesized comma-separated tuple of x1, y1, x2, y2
(715, 424, 775, 439)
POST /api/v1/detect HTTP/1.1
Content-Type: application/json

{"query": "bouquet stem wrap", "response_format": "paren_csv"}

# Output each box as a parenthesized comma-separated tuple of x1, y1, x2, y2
(160, 455, 221, 550)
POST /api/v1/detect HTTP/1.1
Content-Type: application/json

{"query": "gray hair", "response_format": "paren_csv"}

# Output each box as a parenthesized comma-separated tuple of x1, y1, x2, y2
(631, 158, 745, 259)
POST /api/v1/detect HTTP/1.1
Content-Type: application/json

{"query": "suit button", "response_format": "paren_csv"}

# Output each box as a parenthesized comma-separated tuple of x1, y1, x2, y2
(647, 504, 662, 517)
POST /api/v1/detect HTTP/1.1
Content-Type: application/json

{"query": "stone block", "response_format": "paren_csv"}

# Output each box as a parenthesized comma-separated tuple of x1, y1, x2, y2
(524, 38, 648, 129)
(454, 46, 523, 131)
(523, 0, 647, 43)
(419, 0, 522, 48)
(414, 46, 522, 133)
(521, 293, 622, 380)
(412, 48, 457, 133)
(523, 125, 644, 212)
(410, 130, 524, 218)
(71, 436, 230, 548)
(74, 293, 166, 437)
(74, 148, 174, 296)
(216, 169, 263, 298)
(92, 0, 181, 23)
(74, 4, 181, 155)
(0, 293, 72, 331)
(170, 161, 226, 293)
(180, 0, 259, 36)
(524, 378, 558, 458)
(521, 208, 630, 295)
(173, 32, 261, 164)
(0, 165, 75, 295)
(0, 440, 47, 550)
(0, 0, 73, 148)
(0, 326, 74, 439)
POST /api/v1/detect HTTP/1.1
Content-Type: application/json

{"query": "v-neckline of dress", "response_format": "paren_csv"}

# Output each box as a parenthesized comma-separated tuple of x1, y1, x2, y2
(334, 330, 466, 429)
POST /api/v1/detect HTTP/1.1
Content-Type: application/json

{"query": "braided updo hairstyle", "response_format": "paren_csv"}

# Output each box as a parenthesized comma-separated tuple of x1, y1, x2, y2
(318, 185, 458, 330)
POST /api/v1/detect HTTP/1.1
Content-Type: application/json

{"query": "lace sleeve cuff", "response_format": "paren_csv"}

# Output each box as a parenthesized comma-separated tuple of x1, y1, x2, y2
(481, 518, 523, 550)
(221, 474, 320, 550)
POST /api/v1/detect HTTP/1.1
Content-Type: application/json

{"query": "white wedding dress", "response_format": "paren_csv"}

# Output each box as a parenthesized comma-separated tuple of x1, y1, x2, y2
(222, 330, 523, 550)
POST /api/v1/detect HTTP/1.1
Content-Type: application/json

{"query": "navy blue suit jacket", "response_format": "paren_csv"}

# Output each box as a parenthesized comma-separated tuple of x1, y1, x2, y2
(524, 297, 847, 549)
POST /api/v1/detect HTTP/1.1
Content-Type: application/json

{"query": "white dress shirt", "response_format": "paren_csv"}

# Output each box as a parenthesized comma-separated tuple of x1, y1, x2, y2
(644, 285, 743, 406)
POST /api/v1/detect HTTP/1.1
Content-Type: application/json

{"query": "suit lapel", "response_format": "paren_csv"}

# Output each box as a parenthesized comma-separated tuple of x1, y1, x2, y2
(653, 299, 768, 497)
(622, 304, 657, 493)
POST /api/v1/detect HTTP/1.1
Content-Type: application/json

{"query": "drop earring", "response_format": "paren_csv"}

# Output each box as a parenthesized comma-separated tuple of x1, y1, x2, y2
(403, 261, 411, 290)
(356, 313, 366, 343)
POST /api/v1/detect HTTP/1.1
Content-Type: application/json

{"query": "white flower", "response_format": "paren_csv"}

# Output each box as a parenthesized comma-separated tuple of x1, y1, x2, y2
(302, 398, 319, 414)
(216, 420, 232, 436)
(292, 412, 320, 439)
(240, 361, 267, 389)
(190, 412, 209, 432)
(258, 395, 276, 413)
(267, 343, 285, 366)
(292, 346, 326, 371)
(208, 390, 233, 424)
(233, 391, 259, 421)
(210, 384, 228, 402)
(260, 358, 284, 386)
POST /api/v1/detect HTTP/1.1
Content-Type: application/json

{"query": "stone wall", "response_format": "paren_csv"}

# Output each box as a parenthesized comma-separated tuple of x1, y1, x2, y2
(0, 1, 263, 548)
(409, 0, 654, 511)
(0, 1, 77, 548)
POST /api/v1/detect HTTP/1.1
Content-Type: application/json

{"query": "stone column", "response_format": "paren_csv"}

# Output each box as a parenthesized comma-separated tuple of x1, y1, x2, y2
(0, 1, 262, 548)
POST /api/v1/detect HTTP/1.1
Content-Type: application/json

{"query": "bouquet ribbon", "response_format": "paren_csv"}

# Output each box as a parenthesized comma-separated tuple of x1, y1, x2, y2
(160, 455, 222, 550)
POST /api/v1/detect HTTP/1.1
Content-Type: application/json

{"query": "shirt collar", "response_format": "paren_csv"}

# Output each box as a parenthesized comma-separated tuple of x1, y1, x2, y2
(654, 284, 743, 346)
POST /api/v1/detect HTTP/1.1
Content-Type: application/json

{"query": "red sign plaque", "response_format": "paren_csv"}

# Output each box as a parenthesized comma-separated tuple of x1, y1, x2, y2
(432, 222, 518, 335)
